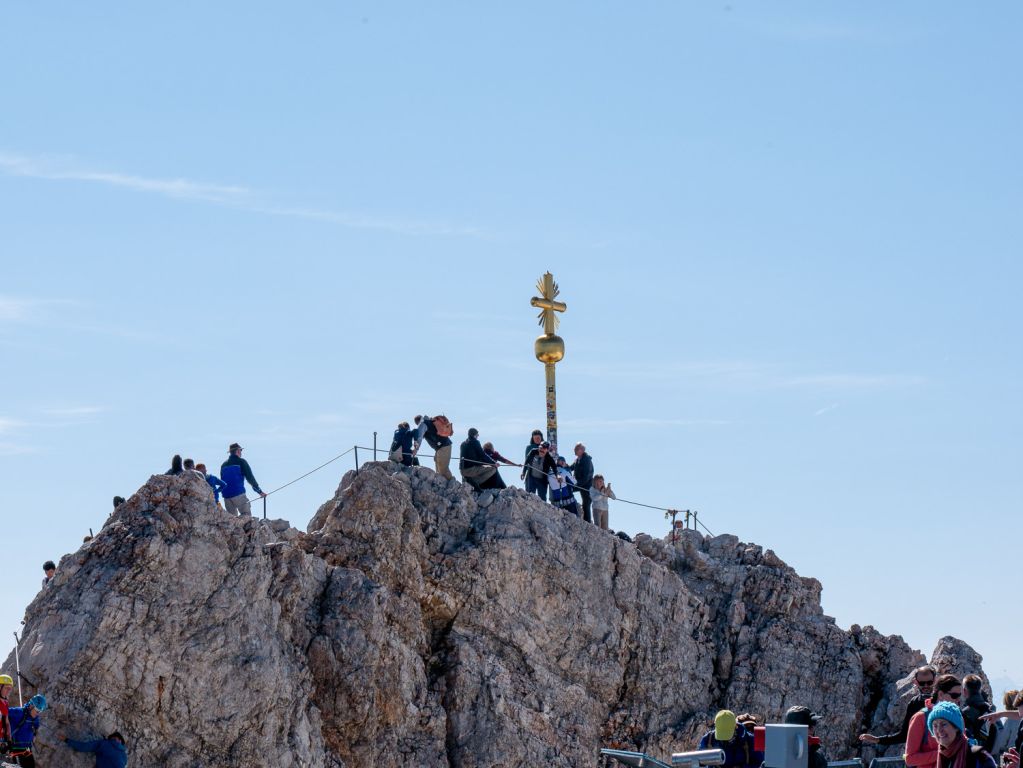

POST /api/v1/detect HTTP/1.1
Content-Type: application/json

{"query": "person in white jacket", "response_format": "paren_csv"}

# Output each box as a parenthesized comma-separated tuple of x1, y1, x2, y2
(590, 474, 616, 530)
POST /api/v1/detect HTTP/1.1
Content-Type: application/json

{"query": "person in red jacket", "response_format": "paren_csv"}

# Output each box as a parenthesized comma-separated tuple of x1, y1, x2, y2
(905, 674, 963, 767)
(0, 673, 13, 750)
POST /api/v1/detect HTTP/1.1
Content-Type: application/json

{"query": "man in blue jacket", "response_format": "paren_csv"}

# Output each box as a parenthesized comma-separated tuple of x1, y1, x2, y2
(698, 710, 762, 768)
(220, 442, 266, 517)
(8, 694, 46, 766)
(61, 730, 128, 768)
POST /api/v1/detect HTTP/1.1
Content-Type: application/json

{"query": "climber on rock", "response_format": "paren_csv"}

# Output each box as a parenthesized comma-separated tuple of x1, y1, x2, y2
(220, 442, 267, 517)
(59, 730, 128, 768)
(459, 428, 505, 491)
(8, 694, 46, 767)
(698, 709, 762, 768)
(860, 664, 935, 747)
(413, 415, 454, 480)
(195, 463, 226, 507)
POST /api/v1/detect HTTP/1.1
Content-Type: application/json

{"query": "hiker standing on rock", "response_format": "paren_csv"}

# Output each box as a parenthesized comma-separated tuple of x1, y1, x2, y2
(220, 443, 266, 517)
(590, 475, 616, 531)
(413, 415, 454, 480)
(59, 731, 128, 768)
(165, 455, 184, 476)
(570, 443, 594, 523)
(523, 430, 544, 494)
(459, 428, 505, 490)
(860, 664, 936, 747)
(522, 441, 556, 501)
(195, 463, 226, 507)
(389, 421, 415, 467)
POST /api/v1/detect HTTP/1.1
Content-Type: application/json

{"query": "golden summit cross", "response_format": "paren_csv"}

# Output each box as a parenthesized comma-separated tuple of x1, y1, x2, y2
(530, 272, 567, 454)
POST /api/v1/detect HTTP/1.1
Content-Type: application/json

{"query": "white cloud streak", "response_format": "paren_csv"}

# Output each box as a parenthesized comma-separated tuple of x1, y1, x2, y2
(0, 151, 487, 238)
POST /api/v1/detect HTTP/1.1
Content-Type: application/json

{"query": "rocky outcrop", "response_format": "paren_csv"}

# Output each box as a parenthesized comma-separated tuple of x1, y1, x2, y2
(4, 463, 988, 767)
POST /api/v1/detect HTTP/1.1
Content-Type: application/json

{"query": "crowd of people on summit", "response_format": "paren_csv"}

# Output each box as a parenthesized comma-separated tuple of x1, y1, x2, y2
(14, 423, 1021, 768)
(391, 415, 618, 530)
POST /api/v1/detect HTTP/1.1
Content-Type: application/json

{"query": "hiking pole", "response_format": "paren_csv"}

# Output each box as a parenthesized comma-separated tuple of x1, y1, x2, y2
(12, 631, 22, 705)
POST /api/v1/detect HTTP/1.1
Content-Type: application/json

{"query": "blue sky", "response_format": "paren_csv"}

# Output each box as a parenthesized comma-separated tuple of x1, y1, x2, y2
(2, 2, 1021, 694)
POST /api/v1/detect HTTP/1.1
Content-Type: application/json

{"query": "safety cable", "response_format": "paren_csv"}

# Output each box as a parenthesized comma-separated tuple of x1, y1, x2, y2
(354, 445, 717, 538)
(261, 446, 356, 498)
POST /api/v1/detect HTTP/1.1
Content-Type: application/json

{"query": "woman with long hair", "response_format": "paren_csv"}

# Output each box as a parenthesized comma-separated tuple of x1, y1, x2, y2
(905, 674, 963, 767)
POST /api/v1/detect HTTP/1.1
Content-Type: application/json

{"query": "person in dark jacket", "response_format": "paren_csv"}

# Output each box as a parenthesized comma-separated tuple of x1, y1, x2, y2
(523, 430, 545, 495)
(9, 694, 46, 767)
(860, 665, 936, 747)
(460, 428, 505, 490)
(165, 454, 183, 475)
(521, 442, 556, 501)
(220, 443, 266, 517)
(784, 706, 828, 768)
(929, 701, 997, 768)
(698, 710, 762, 768)
(413, 415, 454, 480)
(961, 674, 994, 747)
(570, 443, 595, 523)
(390, 422, 416, 467)
(61, 731, 128, 768)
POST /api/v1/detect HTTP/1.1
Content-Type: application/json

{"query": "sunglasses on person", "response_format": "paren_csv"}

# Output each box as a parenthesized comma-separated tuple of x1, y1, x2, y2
(945, 691, 962, 700)
(917, 679, 935, 687)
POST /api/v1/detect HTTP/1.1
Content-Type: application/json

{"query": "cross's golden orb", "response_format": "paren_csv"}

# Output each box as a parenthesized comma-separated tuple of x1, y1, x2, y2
(534, 334, 565, 364)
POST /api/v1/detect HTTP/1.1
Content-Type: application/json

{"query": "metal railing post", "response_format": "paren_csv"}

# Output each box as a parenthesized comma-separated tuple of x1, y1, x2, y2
(373, 431, 378, 461)
(354, 446, 359, 474)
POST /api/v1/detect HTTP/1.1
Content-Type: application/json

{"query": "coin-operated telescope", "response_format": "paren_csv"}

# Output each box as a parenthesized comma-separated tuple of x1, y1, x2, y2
(600, 747, 726, 768)
(753, 724, 818, 768)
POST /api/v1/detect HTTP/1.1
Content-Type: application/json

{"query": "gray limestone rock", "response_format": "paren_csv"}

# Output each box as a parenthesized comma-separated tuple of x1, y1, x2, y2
(3, 463, 988, 767)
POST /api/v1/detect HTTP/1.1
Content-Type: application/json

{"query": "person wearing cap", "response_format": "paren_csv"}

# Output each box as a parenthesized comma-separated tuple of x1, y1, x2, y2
(928, 700, 997, 768)
(220, 443, 266, 517)
(60, 730, 128, 768)
(8, 694, 46, 766)
(0, 673, 12, 749)
(698, 709, 761, 768)
(521, 441, 557, 501)
(784, 706, 828, 768)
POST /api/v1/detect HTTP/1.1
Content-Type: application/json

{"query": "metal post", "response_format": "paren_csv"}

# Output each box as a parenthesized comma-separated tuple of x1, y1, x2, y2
(373, 431, 378, 461)
(354, 446, 359, 474)
(13, 631, 23, 705)
(262, 496, 267, 520)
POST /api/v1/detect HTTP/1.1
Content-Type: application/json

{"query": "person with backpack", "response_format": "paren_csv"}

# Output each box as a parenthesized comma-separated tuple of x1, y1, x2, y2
(8, 694, 46, 767)
(413, 415, 454, 480)
(521, 441, 556, 501)
(570, 443, 595, 523)
(961, 674, 994, 747)
(220, 443, 266, 517)
(60, 731, 128, 768)
(929, 701, 997, 768)
(698, 710, 762, 768)
(389, 422, 416, 467)
(459, 428, 505, 491)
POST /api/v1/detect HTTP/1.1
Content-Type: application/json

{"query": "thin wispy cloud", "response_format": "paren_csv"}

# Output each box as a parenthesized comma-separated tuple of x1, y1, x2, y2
(0, 296, 77, 324)
(0, 151, 488, 238)
(814, 403, 840, 417)
(42, 406, 107, 417)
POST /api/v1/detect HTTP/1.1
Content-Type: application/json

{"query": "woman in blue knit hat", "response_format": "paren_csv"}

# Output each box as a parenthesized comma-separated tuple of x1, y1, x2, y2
(928, 700, 997, 768)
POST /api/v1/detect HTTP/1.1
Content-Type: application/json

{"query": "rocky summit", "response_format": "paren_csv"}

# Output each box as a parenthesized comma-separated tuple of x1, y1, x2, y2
(6, 463, 986, 767)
